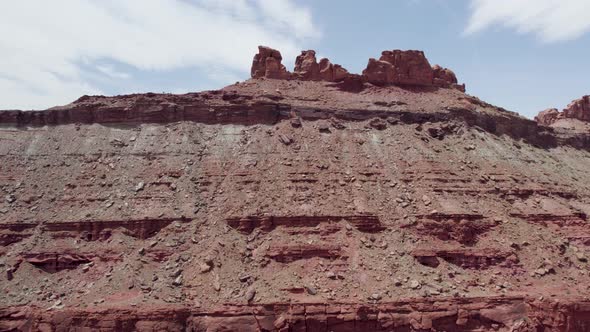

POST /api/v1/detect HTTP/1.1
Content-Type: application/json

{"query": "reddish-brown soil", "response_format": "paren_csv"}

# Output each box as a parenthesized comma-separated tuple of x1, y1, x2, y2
(1, 66, 590, 330)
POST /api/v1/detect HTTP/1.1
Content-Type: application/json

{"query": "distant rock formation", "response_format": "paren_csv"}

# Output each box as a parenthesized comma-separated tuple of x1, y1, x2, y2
(293, 50, 319, 80)
(251, 46, 465, 91)
(535, 96, 590, 126)
(432, 65, 460, 89)
(318, 58, 349, 82)
(364, 50, 433, 86)
(251, 46, 290, 80)
(564, 95, 590, 122)
(362, 50, 464, 92)
(535, 108, 561, 126)
(292, 50, 350, 82)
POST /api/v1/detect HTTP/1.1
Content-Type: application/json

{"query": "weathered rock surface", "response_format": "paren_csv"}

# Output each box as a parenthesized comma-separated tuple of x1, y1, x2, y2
(251, 46, 290, 79)
(1, 297, 590, 331)
(250, 46, 464, 90)
(1, 48, 590, 331)
(564, 95, 590, 122)
(362, 50, 466, 91)
(535, 95, 590, 127)
(536, 108, 561, 126)
(293, 50, 320, 80)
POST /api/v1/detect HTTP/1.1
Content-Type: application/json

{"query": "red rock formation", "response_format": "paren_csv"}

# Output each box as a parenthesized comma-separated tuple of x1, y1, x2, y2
(23, 253, 93, 273)
(251, 46, 290, 79)
(433, 64, 457, 85)
(412, 248, 518, 269)
(535, 108, 561, 126)
(226, 215, 384, 234)
(535, 95, 590, 126)
(564, 95, 590, 121)
(3, 50, 590, 331)
(362, 58, 396, 85)
(318, 57, 349, 82)
(2, 297, 590, 331)
(293, 50, 320, 80)
(362, 50, 465, 91)
(377, 49, 434, 85)
(250, 46, 464, 89)
(433, 64, 466, 92)
(292, 50, 350, 82)
(406, 213, 498, 245)
(266, 244, 345, 263)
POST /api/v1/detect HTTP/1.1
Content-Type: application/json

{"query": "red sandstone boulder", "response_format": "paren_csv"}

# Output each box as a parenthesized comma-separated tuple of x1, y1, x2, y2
(563, 95, 590, 122)
(251, 46, 290, 80)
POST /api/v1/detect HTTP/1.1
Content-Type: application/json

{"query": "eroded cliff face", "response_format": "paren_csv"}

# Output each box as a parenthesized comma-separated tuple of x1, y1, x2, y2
(1, 47, 590, 331)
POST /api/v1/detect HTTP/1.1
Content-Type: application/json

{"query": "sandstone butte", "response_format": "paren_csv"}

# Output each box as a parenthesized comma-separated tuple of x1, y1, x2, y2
(0, 46, 590, 332)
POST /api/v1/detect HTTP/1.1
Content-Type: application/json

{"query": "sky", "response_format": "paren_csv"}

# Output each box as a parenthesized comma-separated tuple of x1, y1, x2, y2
(1, 0, 589, 119)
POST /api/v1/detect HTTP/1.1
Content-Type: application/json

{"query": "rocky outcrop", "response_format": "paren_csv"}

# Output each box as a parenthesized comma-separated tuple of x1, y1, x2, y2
(564, 95, 590, 121)
(535, 96, 590, 126)
(318, 57, 349, 82)
(371, 50, 434, 85)
(362, 50, 465, 91)
(226, 215, 384, 234)
(433, 64, 466, 92)
(293, 50, 320, 80)
(254, 47, 350, 82)
(2, 297, 590, 331)
(412, 248, 518, 269)
(405, 213, 498, 245)
(23, 252, 93, 273)
(536, 108, 561, 126)
(251, 46, 290, 79)
(266, 243, 345, 263)
(250, 46, 464, 90)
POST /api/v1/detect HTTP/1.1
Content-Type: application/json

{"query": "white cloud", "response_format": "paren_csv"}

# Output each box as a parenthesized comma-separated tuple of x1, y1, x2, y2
(0, 0, 317, 110)
(96, 65, 130, 79)
(465, 0, 590, 42)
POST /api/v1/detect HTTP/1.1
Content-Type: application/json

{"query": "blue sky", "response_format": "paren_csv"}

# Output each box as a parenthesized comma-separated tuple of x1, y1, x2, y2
(1, 0, 589, 118)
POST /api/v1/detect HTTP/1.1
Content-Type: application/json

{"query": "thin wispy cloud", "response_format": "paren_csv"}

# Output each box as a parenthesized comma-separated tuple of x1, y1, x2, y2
(0, 0, 317, 110)
(465, 0, 590, 43)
